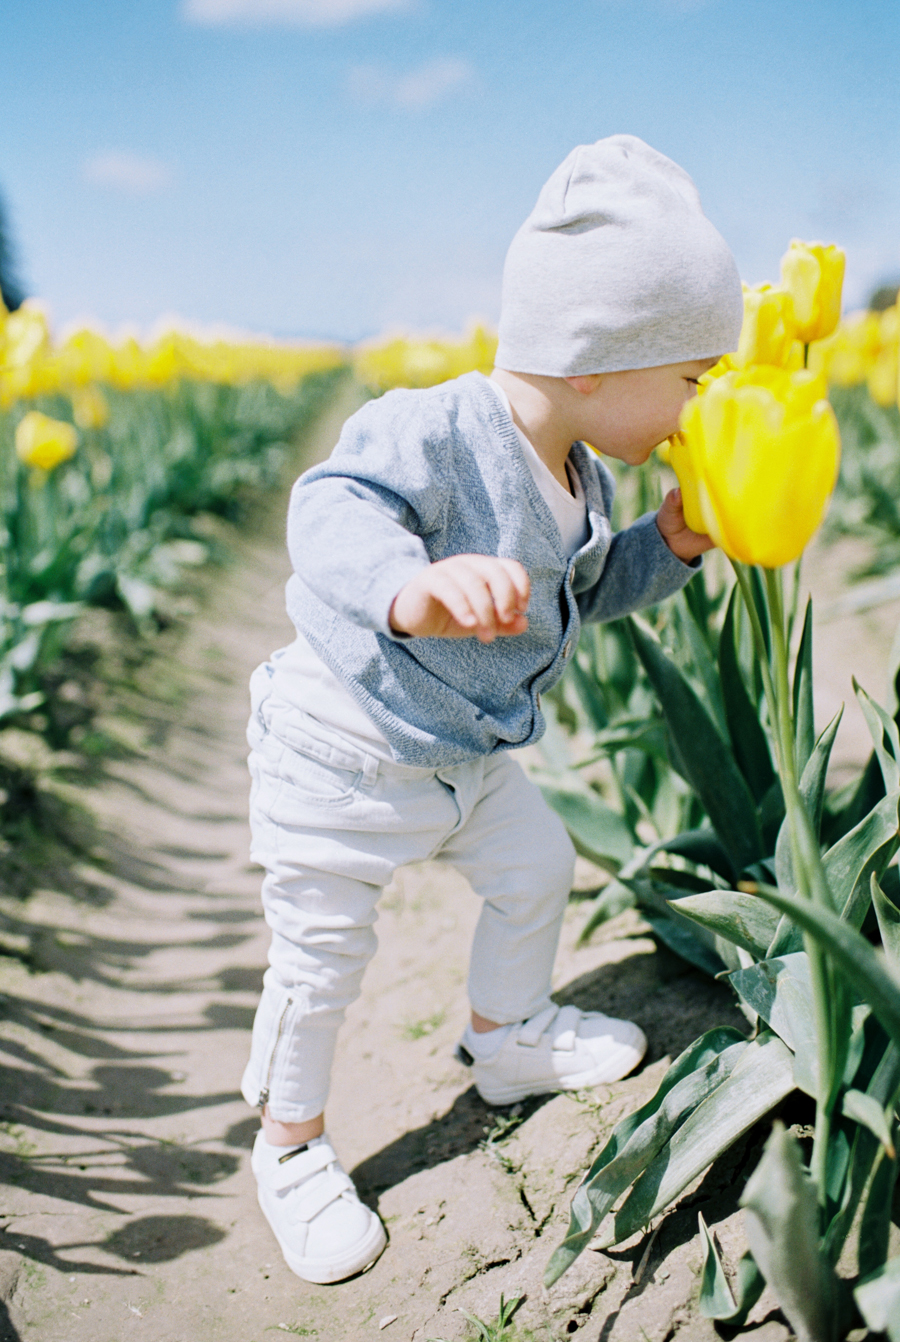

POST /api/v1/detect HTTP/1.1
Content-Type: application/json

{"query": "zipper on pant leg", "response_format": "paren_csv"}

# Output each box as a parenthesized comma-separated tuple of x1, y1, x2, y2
(257, 995, 294, 1108)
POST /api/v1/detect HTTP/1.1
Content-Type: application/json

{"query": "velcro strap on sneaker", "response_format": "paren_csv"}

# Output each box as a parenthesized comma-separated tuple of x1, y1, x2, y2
(551, 1004, 583, 1052)
(268, 1143, 336, 1192)
(516, 1003, 560, 1048)
(291, 1169, 354, 1223)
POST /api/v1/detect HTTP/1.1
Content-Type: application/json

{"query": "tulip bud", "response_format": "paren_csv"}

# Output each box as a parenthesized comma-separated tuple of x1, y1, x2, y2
(71, 384, 110, 430)
(15, 410, 79, 472)
(669, 366, 840, 568)
(732, 284, 803, 370)
(4, 303, 51, 369)
(780, 241, 845, 344)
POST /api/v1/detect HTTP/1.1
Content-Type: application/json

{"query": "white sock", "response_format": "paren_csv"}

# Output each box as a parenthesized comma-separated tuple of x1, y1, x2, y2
(462, 1022, 513, 1059)
(261, 1131, 327, 1152)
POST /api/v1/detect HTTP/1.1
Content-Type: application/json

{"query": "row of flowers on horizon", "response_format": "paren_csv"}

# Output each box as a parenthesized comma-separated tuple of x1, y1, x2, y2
(2, 240, 895, 412)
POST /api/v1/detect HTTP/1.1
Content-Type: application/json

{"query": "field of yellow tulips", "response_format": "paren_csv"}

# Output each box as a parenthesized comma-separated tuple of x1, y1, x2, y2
(0, 301, 347, 751)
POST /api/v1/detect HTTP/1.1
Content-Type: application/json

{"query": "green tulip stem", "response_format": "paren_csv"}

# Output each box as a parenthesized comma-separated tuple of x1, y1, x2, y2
(765, 565, 840, 1204)
(731, 562, 779, 720)
(734, 561, 838, 1206)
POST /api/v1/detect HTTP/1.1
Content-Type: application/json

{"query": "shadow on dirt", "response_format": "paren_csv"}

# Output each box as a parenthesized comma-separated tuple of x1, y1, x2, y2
(0, 1299, 22, 1342)
(351, 1087, 552, 1205)
(0, 826, 253, 1273)
(352, 940, 750, 1207)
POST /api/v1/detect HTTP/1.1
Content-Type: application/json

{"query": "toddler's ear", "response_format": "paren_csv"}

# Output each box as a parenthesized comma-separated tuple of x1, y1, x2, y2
(564, 374, 603, 395)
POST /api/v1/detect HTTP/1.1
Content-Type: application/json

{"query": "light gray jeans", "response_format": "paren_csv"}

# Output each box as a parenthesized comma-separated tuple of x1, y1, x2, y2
(241, 664, 576, 1122)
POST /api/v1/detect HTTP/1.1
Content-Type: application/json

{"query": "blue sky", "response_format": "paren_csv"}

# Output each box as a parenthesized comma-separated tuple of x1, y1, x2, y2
(2, 0, 899, 343)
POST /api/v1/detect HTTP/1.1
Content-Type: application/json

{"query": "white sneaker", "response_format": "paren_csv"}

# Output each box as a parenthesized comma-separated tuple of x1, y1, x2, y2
(456, 1003, 647, 1105)
(251, 1131, 386, 1284)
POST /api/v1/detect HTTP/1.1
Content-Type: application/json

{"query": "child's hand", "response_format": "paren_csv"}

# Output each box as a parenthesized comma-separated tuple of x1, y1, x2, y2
(389, 555, 530, 642)
(656, 487, 715, 563)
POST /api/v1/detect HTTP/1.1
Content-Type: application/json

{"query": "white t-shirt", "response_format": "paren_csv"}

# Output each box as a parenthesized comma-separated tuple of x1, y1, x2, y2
(268, 378, 589, 748)
(488, 379, 591, 557)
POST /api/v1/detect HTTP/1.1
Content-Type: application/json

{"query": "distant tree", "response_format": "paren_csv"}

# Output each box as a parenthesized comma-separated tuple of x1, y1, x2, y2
(0, 190, 25, 312)
(868, 279, 900, 312)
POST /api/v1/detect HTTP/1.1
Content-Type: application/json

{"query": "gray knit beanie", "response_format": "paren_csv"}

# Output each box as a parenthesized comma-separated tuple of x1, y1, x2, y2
(494, 135, 744, 377)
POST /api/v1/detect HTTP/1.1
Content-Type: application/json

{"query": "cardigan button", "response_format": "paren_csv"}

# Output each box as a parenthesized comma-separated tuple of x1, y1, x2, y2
(562, 640, 572, 659)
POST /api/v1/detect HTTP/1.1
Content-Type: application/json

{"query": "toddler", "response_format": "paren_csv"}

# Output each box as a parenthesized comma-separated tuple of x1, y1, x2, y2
(242, 135, 743, 1284)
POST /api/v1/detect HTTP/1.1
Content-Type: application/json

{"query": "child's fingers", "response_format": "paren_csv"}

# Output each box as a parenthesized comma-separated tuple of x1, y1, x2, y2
(393, 556, 531, 640)
(659, 487, 683, 521)
(424, 566, 485, 633)
(457, 556, 529, 619)
(453, 561, 506, 639)
(495, 558, 531, 614)
(455, 557, 529, 635)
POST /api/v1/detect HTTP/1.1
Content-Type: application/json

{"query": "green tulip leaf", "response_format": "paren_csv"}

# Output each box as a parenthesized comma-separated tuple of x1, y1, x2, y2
(792, 598, 815, 776)
(858, 1144, 899, 1283)
(584, 717, 670, 758)
(855, 1254, 900, 1340)
(741, 1123, 848, 1342)
(854, 677, 900, 793)
(676, 591, 727, 736)
(825, 751, 886, 850)
(744, 563, 773, 660)
(823, 1037, 900, 1265)
(824, 788, 900, 928)
(601, 1032, 795, 1249)
(697, 1211, 735, 1317)
(539, 784, 634, 874)
(544, 1027, 748, 1285)
(668, 889, 781, 959)
(578, 880, 637, 943)
(718, 585, 777, 804)
(751, 885, 900, 1051)
(774, 709, 842, 899)
(628, 617, 764, 873)
(698, 1213, 765, 1324)
(638, 909, 730, 977)
(727, 952, 819, 1095)
(622, 874, 729, 976)
(641, 827, 738, 884)
(841, 1088, 896, 1155)
(872, 872, 900, 967)
(567, 654, 610, 732)
(765, 915, 805, 960)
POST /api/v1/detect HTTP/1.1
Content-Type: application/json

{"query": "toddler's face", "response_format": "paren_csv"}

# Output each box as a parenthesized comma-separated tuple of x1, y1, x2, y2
(577, 358, 719, 465)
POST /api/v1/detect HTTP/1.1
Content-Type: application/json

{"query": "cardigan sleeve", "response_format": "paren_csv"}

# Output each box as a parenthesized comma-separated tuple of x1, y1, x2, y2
(286, 392, 451, 637)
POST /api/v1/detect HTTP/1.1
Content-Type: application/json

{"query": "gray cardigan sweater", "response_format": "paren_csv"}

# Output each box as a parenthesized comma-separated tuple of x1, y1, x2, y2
(285, 372, 697, 767)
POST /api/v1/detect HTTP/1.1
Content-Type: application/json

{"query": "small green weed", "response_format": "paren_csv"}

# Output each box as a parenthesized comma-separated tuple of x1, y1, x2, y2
(479, 1106, 525, 1174)
(428, 1293, 528, 1342)
(401, 1010, 445, 1040)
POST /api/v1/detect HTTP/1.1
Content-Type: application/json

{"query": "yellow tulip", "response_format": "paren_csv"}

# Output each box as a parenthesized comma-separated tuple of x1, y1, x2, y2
(733, 284, 802, 369)
(15, 411, 79, 471)
(669, 366, 840, 568)
(780, 240, 845, 343)
(3, 303, 52, 369)
(71, 385, 110, 430)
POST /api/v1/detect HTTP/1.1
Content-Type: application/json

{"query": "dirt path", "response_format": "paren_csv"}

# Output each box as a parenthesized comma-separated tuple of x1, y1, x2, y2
(0, 388, 889, 1342)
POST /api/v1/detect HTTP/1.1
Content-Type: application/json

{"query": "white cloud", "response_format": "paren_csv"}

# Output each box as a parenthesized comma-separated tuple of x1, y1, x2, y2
(83, 152, 173, 195)
(346, 57, 474, 109)
(181, 0, 413, 26)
